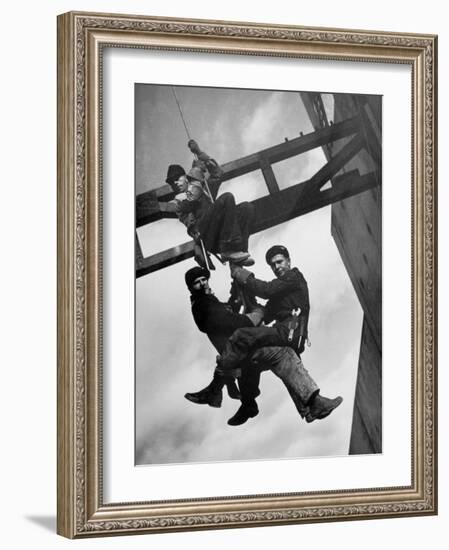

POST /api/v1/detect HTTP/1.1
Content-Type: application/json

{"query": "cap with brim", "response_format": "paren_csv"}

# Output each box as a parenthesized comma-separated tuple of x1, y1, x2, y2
(265, 245, 290, 264)
(166, 164, 185, 184)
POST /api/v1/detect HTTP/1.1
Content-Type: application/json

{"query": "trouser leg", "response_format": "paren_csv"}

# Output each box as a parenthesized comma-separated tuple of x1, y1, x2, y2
(219, 326, 282, 371)
(238, 364, 261, 405)
(236, 202, 255, 252)
(208, 372, 226, 391)
(201, 193, 242, 253)
(251, 347, 319, 418)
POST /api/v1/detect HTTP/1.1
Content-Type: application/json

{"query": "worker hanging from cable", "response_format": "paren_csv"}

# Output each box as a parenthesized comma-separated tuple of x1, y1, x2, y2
(163, 87, 255, 269)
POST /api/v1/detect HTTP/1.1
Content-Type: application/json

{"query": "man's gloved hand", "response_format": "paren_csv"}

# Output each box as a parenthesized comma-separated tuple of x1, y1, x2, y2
(231, 265, 253, 285)
(191, 231, 202, 244)
(245, 306, 265, 327)
(188, 139, 201, 154)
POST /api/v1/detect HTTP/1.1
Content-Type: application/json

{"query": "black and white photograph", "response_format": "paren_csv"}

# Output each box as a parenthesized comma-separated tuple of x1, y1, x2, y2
(135, 84, 381, 466)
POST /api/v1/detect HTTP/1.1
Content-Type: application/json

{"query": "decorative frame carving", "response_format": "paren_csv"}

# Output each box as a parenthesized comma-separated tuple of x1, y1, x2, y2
(57, 11, 437, 538)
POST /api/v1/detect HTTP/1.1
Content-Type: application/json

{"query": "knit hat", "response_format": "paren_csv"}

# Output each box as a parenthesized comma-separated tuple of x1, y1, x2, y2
(265, 245, 290, 265)
(165, 164, 186, 185)
(185, 266, 210, 289)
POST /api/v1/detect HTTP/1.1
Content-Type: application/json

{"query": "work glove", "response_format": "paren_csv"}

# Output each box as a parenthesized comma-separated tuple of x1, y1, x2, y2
(231, 266, 253, 285)
(187, 139, 201, 154)
(191, 231, 202, 244)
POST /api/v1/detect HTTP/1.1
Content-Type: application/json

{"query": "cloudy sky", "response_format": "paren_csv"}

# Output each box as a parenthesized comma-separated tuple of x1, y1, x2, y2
(135, 84, 363, 465)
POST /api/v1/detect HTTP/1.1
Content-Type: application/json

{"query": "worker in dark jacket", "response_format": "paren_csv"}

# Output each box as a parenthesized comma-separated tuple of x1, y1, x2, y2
(184, 266, 343, 426)
(165, 140, 255, 265)
(184, 266, 262, 420)
(219, 245, 312, 372)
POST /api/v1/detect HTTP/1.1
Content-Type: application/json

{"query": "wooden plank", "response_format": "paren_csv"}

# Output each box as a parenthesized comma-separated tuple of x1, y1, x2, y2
(137, 170, 379, 277)
(135, 233, 144, 268)
(135, 114, 362, 226)
(136, 198, 178, 227)
(259, 155, 280, 194)
(137, 241, 195, 278)
(359, 102, 382, 168)
(252, 170, 377, 234)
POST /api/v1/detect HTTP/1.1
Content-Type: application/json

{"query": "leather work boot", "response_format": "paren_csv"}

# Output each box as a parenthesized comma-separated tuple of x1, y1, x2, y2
(220, 251, 252, 264)
(184, 386, 223, 408)
(305, 395, 343, 423)
(225, 380, 241, 400)
(236, 256, 255, 267)
(227, 402, 259, 426)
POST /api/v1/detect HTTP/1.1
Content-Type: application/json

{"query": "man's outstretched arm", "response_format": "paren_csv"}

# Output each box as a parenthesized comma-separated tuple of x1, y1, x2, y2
(231, 266, 304, 299)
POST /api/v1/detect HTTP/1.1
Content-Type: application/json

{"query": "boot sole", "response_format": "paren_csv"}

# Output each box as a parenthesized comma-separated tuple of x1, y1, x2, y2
(227, 409, 259, 426)
(184, 394, 222, 408)
(306, 396, 343, 423)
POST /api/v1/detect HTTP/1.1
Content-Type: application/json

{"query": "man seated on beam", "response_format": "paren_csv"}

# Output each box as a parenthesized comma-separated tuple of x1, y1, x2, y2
(184, 266, 342, 426)
(164, 140, 255, 266)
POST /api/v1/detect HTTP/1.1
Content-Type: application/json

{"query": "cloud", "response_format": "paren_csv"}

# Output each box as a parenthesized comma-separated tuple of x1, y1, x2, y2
(240, 92, 286, 153)
(135, 86, 367, 466)
(135, 210, 363, 465)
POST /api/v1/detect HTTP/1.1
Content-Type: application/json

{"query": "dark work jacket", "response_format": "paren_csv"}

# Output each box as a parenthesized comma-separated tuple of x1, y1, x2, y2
(177, 193, 213, 235)
(245, 267, 310, 338)
(176, 148, 222, 235)
(191, 293, 253, 353)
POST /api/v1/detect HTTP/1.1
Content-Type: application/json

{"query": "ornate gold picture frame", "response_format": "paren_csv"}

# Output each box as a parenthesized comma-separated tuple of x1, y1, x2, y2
(57, 11, 437, 538)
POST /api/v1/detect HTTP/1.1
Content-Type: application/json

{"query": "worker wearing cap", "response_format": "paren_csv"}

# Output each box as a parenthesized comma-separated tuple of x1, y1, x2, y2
(165, 164, 197, 231)
(184, 266, 342, 426)
(165, 140, 255, 265)
(217, 245, 311, 372)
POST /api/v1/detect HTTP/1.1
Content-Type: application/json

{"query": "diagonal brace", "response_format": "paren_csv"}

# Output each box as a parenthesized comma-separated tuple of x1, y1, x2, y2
(296, 133, 365, 200)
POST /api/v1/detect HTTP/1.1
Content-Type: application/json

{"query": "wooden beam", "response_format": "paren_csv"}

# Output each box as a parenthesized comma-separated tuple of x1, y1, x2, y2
(299, 91, 333, 161)
(136, 114, 362, 227)
(209, 114, 361, 195)
(359, 101, 382, 169)
(136, 242, 195, 277)
(252, 170, 377, 234)
(137, 170, 379, 277)
(135, 233, 144, 268)
(259, 155, 280, 194)
(136, 198, 178, 227)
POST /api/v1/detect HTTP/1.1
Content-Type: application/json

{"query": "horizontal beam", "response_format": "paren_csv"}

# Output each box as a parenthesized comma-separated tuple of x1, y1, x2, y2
(137, 241, 195, 277)
(252, 170, 378, 235)
(137, 170, 379, 277)
(136, 193, 178, 228)
(136, 115, 361, 227)
(359, 102, 382, 169)
(213, 115, 361, 188)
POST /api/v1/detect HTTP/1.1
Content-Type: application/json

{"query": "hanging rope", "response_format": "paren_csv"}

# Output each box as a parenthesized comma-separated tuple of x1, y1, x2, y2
(171, 86, 216, 204)
(171, 87, 192, 141)
(172, 86, 223, 273)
